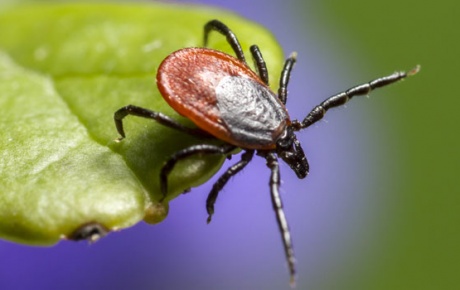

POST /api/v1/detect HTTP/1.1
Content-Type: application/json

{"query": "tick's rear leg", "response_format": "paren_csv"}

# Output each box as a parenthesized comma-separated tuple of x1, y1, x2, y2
(278, 52, 297, 105)
(249, 45, 269, 85)
(114, 105, 212, 140)
(203, 19, 246, 63)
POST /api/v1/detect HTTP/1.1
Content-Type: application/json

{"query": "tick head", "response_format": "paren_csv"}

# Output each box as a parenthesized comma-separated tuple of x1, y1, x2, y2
(276, 127, 309, 179)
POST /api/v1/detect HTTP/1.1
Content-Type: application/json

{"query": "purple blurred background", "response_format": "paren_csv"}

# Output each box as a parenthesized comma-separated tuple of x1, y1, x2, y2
(0, 1, 397, 289)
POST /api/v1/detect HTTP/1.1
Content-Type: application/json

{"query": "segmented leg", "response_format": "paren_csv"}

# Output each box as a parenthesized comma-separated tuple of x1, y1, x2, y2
(296, 66, 420, 130)
(263, 152, 296, 286)
(114, 105, 212, 140)
(204, 19, 246, 63)
(278, 52, 297, 105)
(206, 150, 255, 223)
(250, 45, 269, 85)
(160, 144, 236, 199)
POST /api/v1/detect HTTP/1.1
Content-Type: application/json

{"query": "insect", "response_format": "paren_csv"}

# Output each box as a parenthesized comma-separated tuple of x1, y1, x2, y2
(114, 19, 419, 285)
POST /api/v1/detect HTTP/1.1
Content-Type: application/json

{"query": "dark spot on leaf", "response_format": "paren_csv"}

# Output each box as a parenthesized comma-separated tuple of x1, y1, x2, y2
(67, 222, 109, 242)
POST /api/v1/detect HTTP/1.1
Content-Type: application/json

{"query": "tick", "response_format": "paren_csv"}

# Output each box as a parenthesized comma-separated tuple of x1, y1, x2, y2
(114, 19, 419, 285)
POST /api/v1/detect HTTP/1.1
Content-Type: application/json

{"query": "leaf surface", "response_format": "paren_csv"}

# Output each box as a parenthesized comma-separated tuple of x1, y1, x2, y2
(0, 3, 283, 245)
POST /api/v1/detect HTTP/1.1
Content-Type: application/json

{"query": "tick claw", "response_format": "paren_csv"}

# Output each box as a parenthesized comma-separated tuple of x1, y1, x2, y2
(408, 64, 421, 76)
(206, 214, 213, 224)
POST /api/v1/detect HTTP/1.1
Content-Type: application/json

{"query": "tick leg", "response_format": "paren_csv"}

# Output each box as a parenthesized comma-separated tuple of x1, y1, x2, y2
(250, 45, 269, 85)
(114, 105, 212, 140)
(278, 52, 297, 105)
(264, 152, 296, 286)
(296, 66, 420, 129)
(203, 19, 246, 64)
(160, 144, 236, 199)
(206, 150, 254, 223)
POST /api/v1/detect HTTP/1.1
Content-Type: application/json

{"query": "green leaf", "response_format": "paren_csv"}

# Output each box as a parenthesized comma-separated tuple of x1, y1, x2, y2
(0, 3, 284, 245)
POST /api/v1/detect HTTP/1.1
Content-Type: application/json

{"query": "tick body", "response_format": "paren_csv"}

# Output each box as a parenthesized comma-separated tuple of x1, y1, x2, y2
(114, 19, 419, 285)
(157, 48, 290, 149)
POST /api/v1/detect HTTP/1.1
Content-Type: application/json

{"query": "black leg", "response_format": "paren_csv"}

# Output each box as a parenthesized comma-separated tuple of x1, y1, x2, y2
(206, 150, 255, 223)
(296, 66, 420, 129)
(264, 152, 296, 286)
(250, 45, 269, 85)
(114, 105, 212, 140)
(160, 144, 236, 199)
(278, 52, 297, 105)
(203, 19, 246, 63)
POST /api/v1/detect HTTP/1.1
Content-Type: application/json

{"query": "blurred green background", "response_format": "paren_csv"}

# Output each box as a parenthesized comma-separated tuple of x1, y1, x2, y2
(317, 1, 459, 289)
